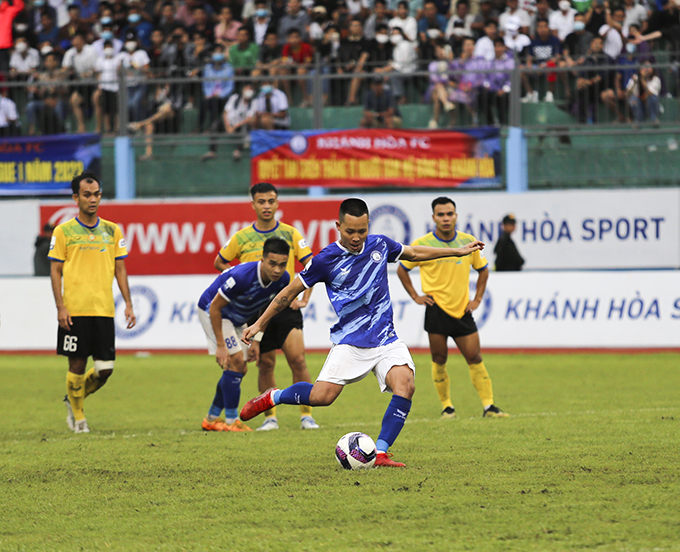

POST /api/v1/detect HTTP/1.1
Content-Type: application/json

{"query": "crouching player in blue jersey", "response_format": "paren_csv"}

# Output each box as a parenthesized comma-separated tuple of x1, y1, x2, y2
(197, 238, 291, 432)
(240, 199, 484, 467)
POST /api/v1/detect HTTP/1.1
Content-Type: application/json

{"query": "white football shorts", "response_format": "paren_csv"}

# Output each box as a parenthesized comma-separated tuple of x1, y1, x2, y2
(316, 339, 416, 393)
(198, 309, 246, 358)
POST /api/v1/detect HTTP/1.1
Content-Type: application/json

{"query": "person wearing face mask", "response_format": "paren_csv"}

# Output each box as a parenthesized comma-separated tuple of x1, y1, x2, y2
(92, 19, 123, 56)
(0, 0, 25, 74)
(418, 0, 447, 43)
(385, 27, 418, 103)
(246, 0, 275, 46)
(563, 11, 593, 66)
(370, 24, 394, 75)
(121, 2, 153, 48)
(253, 79, 290, 129)
(118, 29, 151, 122)
(364, 0, 390, 39)
(198, 44, 234, 132)
(93, 39, 120, 133)
(9, 36, 40, 81)
(201, 82, 257, 161)
(549, 0, 577, 41)
(31, 0, 57, 35)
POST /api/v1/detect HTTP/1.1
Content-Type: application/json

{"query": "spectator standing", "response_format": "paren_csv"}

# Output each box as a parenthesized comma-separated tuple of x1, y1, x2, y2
(62, 32, 98, 132)
(389, 1, 418, 41)
(471, 0, 499, 39)
(281, 27, 313, 106)
(247, 0, 276, 46)
(494, 214, 524, 271)
(563, 12, 593, 65)
(37, 12, 60, 47)
(9, 36, 40, 80)
(365, 0, 390, 39)
(0, 0, 25, 73)
(26, 51, 68, 135)
(0, 89, 19, 136)
(187, 5, 215, 45)
(549, 0, 577, 42)
(473, 18, 498, 60)
(230, 27, 259, 76)
(34, 223, 55, 276)
(121, 2, 154, 48)
(91, 19, 123, 56)
(623, 0, 647, 32)
(93, 40, 119, 134)
(155, 2, 177, 37)
(57, 4, 90, 48)
(200, 44, 234, 131)
(598, 7, 625, 58)
(522, 18, 562, 102)
(503, 17, 531, 53)
(574, 34, 614, 122)
(256, 29, 283, 80)
(478, 37, 513, 124)
(529, 0, 552, 38)
(584, 0, 606, 36)
(118, 30, 151, 122)
(360, 75, 401, 128)
(338, 18, 371, 105)
(418, 0, 448, 43)
(387, 26, 418, 102)
(73, 0, 100, 26)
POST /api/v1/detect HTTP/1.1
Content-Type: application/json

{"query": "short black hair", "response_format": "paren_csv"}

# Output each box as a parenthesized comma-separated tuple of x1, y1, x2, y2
(250, 182, 278, 197)
(397, 0, 409, 8)
(71, 170, 101, 195)
(263, 237, 290, 257)
(287, 27, 301, 36)
(431, 196, 456, 211)
(493, 37, 505, 46)
(339, 198, 369, 221)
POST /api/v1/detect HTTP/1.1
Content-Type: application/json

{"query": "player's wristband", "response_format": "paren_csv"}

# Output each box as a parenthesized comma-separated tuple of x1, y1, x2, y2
(252, 331, 264, 343)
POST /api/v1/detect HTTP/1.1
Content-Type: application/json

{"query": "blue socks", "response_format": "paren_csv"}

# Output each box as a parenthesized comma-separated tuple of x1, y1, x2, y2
(208, 380, 224, 418)
(273, 382, 313, 405)
(376, 395, 412, 453)
(220, 370, 243, 421)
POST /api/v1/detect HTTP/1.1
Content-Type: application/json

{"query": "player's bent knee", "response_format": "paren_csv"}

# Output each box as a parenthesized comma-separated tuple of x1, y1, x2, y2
(94, 360, 114, 375)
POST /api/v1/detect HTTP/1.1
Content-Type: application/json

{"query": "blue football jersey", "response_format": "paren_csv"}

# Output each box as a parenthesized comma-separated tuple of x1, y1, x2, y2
(299, 234, 404, 347)
(198, 261, 290, 326)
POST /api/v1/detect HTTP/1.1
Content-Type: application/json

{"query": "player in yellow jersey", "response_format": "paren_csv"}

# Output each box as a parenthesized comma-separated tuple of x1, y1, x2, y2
(397, 196, 509, 418)
(49, 171, 136, 433)
(214, 182, 319, 431)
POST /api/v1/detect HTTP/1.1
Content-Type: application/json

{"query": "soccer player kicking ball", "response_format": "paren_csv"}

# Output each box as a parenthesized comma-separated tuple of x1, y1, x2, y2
(397, 197, 509, 419)
(198, 238, 291, 432)
(50, 171, 136, 433)
(240, 199, 484, 467)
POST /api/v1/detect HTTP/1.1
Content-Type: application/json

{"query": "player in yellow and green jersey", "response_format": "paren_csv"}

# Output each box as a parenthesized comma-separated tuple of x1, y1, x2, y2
(49, 171, 136, 433)
(397, 196, 509, 419)
(213, 182, 319, 431)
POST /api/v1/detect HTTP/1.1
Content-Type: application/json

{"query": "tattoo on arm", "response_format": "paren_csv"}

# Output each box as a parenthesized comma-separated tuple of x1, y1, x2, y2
(273, 295, 291, 312)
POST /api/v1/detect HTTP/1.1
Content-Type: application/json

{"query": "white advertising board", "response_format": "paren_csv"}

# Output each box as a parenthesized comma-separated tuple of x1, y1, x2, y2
(1, 271, 678, 351)
(0, 200, 40, 276)
(363, 188, 680, 270)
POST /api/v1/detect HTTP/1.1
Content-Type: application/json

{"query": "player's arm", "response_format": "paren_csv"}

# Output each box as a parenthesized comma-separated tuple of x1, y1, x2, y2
(209, 293, 232, 369)
(467, 266, 489, 313)
(214, 253, 232, 271)
(242, 277, 307, 344)
(401, 241, 484, 262)
(115, 259, 136, 329)
(290, 254, 313, 310)
(50, 260, 71, 330)
(396, 264, 434, 306)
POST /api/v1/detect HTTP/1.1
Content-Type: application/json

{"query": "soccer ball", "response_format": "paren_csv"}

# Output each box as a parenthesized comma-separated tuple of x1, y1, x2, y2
(335, 432, 377, 470)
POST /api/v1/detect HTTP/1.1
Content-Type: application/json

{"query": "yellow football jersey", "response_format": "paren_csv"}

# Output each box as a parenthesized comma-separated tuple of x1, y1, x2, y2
(400, 230, 488, 319)
(49, 217, 128, 317)
(217, 221, 313, 278)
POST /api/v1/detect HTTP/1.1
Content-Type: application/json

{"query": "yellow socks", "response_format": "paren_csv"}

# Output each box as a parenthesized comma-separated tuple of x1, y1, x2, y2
(84, 368, 105, 398)
(300, 404, 312, 417)
(264, 406, 277, 419)
(66, 372, 86, 421)
(431, 362, 453, 409)
(469, 361, 494, 408)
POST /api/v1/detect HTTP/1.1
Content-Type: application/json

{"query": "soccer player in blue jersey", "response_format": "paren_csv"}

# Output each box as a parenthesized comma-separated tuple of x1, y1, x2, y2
(240, 199, 484, 467)
(197, 238, 291, 432)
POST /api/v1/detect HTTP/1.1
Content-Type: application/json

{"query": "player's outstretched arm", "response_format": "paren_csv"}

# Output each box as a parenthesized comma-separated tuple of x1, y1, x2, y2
(401, 240, 485, 262)
(242, 277, 307, 345)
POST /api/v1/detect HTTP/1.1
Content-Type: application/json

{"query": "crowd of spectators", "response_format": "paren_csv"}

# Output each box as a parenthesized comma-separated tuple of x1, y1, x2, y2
(0, 0, 677, 139)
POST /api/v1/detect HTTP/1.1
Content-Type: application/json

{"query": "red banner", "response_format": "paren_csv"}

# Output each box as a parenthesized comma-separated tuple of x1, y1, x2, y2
(40, 198, 342, 275)
(250, 128, 502, 188)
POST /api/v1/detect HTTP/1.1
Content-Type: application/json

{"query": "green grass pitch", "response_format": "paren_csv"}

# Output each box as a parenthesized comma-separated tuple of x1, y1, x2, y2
(1, 352, 679, 552)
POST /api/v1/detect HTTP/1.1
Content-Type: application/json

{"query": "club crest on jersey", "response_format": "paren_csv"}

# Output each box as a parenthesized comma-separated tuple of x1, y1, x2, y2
(370, 250, 383, 263)
(88, 234, 95, 241)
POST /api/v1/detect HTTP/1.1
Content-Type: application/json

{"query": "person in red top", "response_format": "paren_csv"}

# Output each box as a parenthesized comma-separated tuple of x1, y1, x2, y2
(0, 0, 24, 74)
(280, 27, 313, 106)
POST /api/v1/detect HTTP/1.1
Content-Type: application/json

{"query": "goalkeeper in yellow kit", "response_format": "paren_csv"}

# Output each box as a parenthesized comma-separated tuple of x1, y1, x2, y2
(397, 197, 509, 418)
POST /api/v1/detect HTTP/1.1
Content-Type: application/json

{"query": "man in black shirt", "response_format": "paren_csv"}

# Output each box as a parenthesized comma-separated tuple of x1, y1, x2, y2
(494, 214, 524, 272)
(359, 76, 401, 128)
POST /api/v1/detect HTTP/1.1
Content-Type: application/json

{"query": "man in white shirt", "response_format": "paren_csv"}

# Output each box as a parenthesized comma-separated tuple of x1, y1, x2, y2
(599, 7, 625, 58)
(388, 1, 418, 42)
(499, 0, 531, 36)
(0, 93, 19, 137)
(503, 17, 531, 52)
(62, 32, 99, 133)
(549, 0, 577, 41)
(474, 19, 498, 60)
(623, 0, 647, 33)
(253, 81, 290, 129)
(93, 41, 120, 134)
(445, 0, 475, 54)
(9, 37, 40, 80)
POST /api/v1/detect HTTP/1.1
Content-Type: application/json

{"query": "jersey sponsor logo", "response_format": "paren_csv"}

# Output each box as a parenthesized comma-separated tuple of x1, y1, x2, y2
(114, 285, 159, 339)
(225, 277, 236, 289)
(370, 250, 383, 263)
(369, 204, 411, 244)
(49, 235, 56, 251)
(119, 238, 125, 249)
(298, 238, 308, 250)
